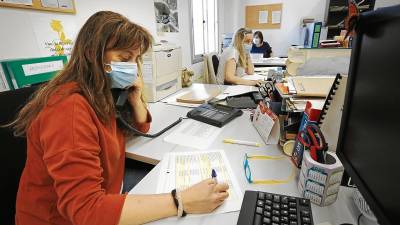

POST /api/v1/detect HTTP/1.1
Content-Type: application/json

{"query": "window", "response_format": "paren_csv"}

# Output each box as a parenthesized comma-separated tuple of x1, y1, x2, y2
(190, 0, 218, 63)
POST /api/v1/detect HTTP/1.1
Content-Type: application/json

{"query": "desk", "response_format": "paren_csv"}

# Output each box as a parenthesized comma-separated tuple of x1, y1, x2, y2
(126, 84, 361, 225)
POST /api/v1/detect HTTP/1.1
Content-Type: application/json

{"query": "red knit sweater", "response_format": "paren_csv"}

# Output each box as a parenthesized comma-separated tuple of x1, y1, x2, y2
(16, 82, 151, 225)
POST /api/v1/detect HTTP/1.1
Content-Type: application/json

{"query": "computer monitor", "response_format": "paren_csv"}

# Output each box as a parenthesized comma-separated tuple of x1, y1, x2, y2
(337, 5, 400, 225)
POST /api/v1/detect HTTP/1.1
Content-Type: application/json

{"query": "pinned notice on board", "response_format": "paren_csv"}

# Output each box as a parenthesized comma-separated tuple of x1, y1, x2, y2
(271, 10, 282, 24)
(3, 0, 32, 5)
(259, 11, 268, 24)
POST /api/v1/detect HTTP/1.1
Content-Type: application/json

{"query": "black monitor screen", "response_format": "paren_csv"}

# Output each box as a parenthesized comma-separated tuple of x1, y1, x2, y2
(337, 5, 400, 225)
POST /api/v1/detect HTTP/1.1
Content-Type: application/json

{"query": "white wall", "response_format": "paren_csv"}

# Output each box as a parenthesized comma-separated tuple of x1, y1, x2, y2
(0, 1, 157, 59)
(236, 0, 327, 56)
(0, 0, 205, 76)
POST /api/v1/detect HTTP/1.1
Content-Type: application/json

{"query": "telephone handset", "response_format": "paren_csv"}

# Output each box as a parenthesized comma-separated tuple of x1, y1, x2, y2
(114, 89, 182, 138)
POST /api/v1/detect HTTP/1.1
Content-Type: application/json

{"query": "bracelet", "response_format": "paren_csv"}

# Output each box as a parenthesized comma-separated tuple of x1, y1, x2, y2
(176, 191, 187, 217)
(171, 189, 187, 217)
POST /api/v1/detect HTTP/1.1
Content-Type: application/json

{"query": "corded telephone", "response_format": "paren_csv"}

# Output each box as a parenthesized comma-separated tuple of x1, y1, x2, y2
(113, 89, 182, 138)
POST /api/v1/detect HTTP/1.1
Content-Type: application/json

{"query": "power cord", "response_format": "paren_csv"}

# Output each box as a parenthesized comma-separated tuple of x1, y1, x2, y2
(357, 213, 363, 225)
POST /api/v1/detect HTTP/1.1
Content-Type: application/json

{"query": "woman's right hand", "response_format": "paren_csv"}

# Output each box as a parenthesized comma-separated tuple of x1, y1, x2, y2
(249, 80, 263, 87)
(180, 178, 229, 214)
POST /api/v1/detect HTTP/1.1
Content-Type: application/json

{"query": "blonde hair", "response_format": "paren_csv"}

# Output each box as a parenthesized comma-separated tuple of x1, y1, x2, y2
(233, 28, 252, 68)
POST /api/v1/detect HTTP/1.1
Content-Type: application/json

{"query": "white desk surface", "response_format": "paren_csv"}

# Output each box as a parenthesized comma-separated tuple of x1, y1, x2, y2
(127, 84, 363, 225)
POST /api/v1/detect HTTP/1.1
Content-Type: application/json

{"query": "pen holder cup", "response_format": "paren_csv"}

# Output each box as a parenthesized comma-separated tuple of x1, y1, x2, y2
(298, 151, 344, 206)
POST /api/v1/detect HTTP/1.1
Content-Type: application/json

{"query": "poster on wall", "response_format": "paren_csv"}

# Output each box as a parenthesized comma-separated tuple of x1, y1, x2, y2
(154, 0, 179, 32)
(31, 16, 77, 57)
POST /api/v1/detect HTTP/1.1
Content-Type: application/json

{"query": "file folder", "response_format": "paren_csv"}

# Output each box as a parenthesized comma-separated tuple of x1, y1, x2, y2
(0, 56, 67, 90)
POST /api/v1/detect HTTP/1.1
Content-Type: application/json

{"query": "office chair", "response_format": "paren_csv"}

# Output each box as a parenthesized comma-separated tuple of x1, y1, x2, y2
(205, 52, 219, 84)
(211, 54, 219, 75)
(0, 86, 38, 225)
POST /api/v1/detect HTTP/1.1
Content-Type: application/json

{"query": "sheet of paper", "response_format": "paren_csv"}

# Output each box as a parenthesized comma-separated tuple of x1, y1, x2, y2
(157, 150, 243, 215)
(258, 10, 268, 24)
(41, 0, 58, 8)
(271, 11, 282, 24)
(164, 120, 223, 149)
(22, 60, 64, 76)
(242, 74, 268, 81)
(31, 16, 77, 57)
(250, 53, 263, 60)
(254, 66, 281, 73)
(3, 0, 32, 5)
(219, 85, 258, 97)
(57, 0, 74, 10)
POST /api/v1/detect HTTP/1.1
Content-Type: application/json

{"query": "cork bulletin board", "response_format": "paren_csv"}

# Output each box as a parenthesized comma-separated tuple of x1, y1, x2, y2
(245, 3, 283, 29)
(0, 0, 76, 14)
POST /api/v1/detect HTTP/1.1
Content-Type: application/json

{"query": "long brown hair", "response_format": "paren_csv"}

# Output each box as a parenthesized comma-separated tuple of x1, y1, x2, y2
(233, 28, 252, 68)
(9, 11, 153, 136)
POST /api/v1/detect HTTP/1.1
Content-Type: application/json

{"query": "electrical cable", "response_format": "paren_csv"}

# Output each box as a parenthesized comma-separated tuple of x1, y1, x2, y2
(357, 213, 363, 225)
(117, 112, 182, 138)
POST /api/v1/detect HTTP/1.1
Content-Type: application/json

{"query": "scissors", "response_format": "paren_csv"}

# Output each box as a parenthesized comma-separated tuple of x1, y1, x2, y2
(297, 123, 327, 163)
(258, 81, 275, 100)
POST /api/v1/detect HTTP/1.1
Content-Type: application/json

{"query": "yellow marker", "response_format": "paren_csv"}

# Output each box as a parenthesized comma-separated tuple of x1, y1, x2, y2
(223, 138, 261, 147)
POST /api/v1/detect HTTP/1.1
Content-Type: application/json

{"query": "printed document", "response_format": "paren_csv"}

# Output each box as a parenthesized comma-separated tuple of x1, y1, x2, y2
(157, 150, 243, 215)
(164, 119, 223, 149)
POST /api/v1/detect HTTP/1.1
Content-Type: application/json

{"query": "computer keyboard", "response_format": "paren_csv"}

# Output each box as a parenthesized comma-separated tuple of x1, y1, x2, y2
(237, 191, 313, 225)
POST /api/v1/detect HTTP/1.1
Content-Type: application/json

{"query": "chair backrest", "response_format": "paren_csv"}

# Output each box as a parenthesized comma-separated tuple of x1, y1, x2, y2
(0, 86, 38, 225)
(205, 52, 219, 84)
(211, 55, 219, 75)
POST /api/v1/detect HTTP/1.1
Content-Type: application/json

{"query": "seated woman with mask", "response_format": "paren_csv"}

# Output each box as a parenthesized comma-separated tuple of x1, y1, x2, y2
(250, 31, 272, 58)
(216, 28, 263, 86)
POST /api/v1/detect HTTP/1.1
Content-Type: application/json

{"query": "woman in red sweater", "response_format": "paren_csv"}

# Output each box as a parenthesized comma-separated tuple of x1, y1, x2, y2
(11, 11, 229, 225)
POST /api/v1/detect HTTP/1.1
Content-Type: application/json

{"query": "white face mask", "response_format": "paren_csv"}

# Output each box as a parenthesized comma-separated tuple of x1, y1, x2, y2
(253, 38, 261, 45)
(244, 43, 252, 53)
(105, 61, 138, 89)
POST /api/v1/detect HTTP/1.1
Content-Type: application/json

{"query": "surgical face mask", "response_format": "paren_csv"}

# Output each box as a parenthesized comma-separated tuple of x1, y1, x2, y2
(244, 43, 252, 53)
(253, 38, 261, 45)
(105, 61, 138, 89)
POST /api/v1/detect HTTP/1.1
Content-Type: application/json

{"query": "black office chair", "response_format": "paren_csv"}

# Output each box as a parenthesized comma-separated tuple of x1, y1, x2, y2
(0, 86, 38, 225)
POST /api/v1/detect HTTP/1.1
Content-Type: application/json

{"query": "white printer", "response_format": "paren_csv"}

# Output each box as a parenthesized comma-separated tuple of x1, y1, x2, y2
(142, 43, 182, 102)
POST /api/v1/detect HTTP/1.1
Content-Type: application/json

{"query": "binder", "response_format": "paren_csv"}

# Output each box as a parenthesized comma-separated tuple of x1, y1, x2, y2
(318, 74, 348, 152)
(0, 61, 13, 91)
(0, 56, 67, 90)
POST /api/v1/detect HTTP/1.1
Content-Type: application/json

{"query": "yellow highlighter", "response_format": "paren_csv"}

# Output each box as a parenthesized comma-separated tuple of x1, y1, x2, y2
(223, 138, 261, 147)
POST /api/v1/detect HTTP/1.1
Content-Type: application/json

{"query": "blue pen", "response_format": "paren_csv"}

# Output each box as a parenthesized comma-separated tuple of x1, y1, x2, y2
(211, 169, 218, 183)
